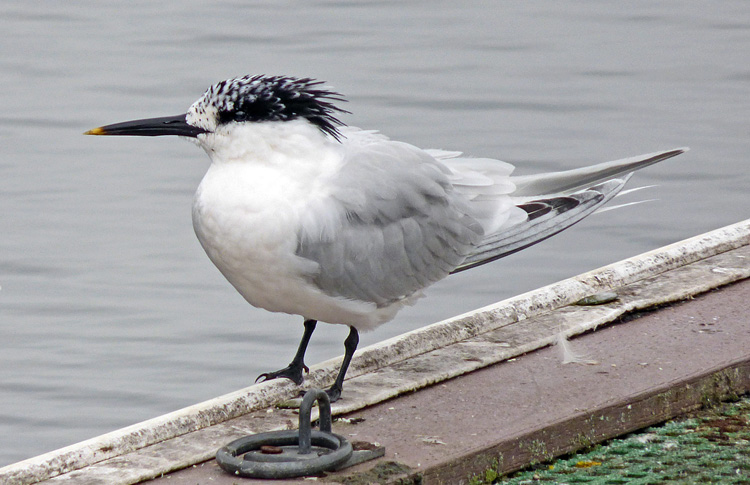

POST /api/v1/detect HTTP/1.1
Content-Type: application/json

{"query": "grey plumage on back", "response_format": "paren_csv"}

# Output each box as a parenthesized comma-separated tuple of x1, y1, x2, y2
(296, 136, 484, 307)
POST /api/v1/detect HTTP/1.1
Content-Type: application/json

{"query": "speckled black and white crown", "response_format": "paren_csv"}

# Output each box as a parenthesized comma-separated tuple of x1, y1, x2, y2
(187, 75, 348, 139)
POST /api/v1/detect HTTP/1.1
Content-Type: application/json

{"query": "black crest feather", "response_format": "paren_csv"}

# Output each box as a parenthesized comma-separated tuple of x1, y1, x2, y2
(205, 75, 349, 140)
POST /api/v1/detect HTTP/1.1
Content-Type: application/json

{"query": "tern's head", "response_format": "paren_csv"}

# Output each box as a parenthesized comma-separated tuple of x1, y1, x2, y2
(85, 75, 348, 142)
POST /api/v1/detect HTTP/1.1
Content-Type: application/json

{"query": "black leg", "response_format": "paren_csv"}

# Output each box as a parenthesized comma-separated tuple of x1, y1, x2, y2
(326, 326, 359, 402)
(256, 319, 317, 385)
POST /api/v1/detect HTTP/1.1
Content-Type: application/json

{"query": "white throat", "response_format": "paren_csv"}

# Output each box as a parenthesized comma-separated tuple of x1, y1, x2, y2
(195, 119, 341, 168)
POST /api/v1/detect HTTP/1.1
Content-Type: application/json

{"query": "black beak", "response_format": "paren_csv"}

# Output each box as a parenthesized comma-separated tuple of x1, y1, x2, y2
(85, 114, 208, 137)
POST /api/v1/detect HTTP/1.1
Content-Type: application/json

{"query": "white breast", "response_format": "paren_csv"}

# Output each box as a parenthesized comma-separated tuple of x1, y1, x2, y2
(190, 121, 392, 329)
(192, 160, 300, 302)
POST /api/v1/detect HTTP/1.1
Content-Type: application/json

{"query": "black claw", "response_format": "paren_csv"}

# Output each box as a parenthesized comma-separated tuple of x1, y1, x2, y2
(255, 363, 308, 386)
(255, 319, 317, 387)
(325, 385, 342, 403)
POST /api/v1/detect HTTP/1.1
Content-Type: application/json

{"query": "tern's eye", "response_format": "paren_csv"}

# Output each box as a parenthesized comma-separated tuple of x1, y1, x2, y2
(233, 110, 249, 122)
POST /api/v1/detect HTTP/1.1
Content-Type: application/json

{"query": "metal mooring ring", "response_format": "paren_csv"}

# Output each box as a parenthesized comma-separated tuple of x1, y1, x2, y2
(216, 389, 353, 479)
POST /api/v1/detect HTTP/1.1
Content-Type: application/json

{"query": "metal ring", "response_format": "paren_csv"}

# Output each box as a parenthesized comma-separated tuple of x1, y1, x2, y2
(215, 389, 353, 478)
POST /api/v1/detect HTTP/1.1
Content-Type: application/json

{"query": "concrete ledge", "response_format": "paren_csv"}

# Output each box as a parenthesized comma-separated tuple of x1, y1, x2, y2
(2, 219, 748, 484)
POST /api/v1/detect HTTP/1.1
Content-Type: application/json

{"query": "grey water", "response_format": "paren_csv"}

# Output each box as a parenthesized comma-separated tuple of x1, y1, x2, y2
(1, 0, 748, 466)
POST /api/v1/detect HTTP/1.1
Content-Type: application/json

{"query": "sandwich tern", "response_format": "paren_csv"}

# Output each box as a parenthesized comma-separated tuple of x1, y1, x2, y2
(86, 75, 686, 401)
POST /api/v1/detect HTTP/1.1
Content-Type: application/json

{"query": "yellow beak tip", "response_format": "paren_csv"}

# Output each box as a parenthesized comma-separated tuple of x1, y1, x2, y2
(84, 127, 106, 136)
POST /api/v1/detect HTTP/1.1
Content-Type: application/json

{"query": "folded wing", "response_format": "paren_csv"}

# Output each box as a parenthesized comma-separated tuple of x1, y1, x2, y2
(453, 148, 687, 272)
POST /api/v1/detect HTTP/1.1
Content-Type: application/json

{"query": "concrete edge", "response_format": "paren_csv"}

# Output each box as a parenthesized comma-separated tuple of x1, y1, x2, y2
(2, 218, 748, 484)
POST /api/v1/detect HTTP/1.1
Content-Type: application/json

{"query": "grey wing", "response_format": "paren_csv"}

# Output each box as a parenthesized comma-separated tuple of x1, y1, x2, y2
(455, 181, 619, 272)
(296, 139, 483, 307)
(455, 148, 688, 272)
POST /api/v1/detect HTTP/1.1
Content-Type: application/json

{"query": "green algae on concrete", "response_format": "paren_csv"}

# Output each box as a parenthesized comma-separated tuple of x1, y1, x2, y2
(472, 394, 750, 484)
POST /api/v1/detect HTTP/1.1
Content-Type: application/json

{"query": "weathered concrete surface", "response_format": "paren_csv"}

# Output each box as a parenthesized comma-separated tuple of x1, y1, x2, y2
(1, 219, 748, 484)
(148, 277, 750, 484)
